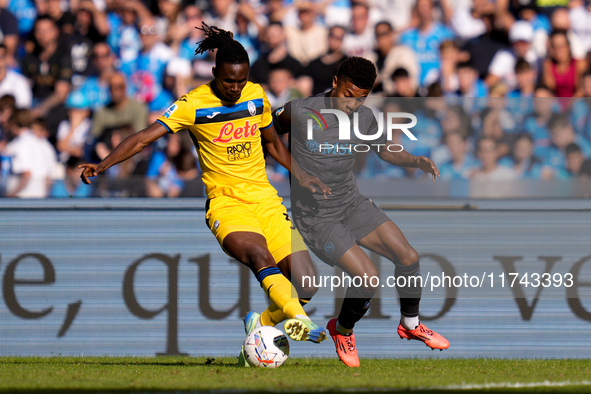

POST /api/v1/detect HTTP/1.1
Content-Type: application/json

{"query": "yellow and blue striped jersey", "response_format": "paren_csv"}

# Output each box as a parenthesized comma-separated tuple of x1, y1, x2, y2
(157, 81, 277, 201)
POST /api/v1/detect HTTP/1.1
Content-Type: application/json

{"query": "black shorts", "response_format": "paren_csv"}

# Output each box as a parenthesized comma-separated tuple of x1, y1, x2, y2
(292, 194, 390, 266)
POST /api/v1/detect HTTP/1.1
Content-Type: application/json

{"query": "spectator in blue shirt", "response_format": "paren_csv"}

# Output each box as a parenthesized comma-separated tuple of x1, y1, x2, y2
(235, 3, 263, 64)
(430, 104, 471, 164)
(120, 16, 173, 109)
(51, 156, 93, 198)
(507, 59, 536, 126)
(76, 42, 116, 110)
(392, 67, 420, 98)
(399, 0, 454, 87)
(538, 113, 591, 171)
(145, 132, 199, 198)
(145, 133, 184, 198)
(479, 105, 515, 159)
(557, 142, 587, 178)
(439, 131, 477, 179)
(106, 1, 143, 63)
(499, 133, 552, 179)
(508, 59, 537, 98)
(570, 71, 591, 139)
(169, 5, 207, 64)
(455, 61, 488, 98)
(471, 137, 518, 180)
(515, 1, 551, 33)
(524, 84, 558, 154)
(8, 0, 36, 38)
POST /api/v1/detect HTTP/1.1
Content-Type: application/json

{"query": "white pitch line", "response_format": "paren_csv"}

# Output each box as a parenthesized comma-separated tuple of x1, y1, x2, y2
(167, 380, 591, 393)
(418, 380, 591, 390)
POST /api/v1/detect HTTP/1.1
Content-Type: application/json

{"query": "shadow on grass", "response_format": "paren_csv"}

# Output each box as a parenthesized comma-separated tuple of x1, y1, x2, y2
(0, 358, 235, 367)
(0, 389, 586, 394)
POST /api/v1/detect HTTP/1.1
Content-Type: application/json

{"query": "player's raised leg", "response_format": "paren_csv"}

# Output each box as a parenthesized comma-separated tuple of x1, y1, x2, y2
(358, 221, 449, 350)
(277, 251, 325, 343)
(253, 249, 318, 331)
(256, 205, 325, 343)
(224, 232, 325, 343)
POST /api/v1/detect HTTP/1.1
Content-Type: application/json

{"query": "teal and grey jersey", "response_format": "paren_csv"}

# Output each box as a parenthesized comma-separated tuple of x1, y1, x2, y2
(274, 94, 386, 210)
(273, 94, 391, 265)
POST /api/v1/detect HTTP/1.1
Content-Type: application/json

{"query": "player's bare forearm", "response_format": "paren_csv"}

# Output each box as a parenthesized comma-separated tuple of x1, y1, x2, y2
(261, 124, 307, 182)
(98, 123, 167, 172)
(262, 124, 292, 172)
(289, 159, 311, 188)
(80, 122, 168, 184)
(291, 158, 332, 198)
(379, 145, 420, 167)
(379, 144, 440, 182)
(97, 134, 143, 173)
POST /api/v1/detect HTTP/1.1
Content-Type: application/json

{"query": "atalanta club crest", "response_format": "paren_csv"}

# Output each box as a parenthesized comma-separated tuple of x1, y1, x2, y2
(248, 101, 256, 116)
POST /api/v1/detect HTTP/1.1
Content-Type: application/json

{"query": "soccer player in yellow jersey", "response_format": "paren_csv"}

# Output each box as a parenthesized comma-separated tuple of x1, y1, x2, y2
(79, 24, 329, 346)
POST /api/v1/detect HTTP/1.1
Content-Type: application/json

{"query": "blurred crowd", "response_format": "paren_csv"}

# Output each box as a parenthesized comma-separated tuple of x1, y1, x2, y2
(1, 0, 591, 198)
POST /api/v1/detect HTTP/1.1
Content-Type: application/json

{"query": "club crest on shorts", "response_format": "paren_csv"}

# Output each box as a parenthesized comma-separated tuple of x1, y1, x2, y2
(324, 241, 335, 254)
(213, 220, 220, 230)
(248, 100, 256, 116)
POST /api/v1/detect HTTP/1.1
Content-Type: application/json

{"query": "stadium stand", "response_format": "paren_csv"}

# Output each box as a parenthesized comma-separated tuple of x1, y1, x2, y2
(1, 0, 591, 197)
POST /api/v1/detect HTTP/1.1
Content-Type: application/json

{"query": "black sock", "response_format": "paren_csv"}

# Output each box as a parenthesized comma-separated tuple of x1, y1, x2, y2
(336, 287, 376, 330)
(395, 261, 421, 317)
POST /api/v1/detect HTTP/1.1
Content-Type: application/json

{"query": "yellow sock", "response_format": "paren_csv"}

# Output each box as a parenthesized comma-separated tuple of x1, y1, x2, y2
(258, 267, 307, 320)
(261, 298, 312, 326)
(260, 302, 287, 326)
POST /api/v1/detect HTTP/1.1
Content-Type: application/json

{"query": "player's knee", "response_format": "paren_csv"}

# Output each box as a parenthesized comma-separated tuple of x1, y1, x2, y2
(364, 264, 379, 280)
(346, 264, 379, 292)
(243, 244, 275, 271)
(293, 274, 319, 299)
(298, 283, 318, 299)
(363, 266, 380, 292)
(398, 247, 419, 267)
(290, 255, 319, 298)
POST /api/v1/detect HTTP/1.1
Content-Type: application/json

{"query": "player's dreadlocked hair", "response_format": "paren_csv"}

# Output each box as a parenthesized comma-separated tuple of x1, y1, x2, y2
(195, 23, 250, 67)
(335, 56, 377, 90)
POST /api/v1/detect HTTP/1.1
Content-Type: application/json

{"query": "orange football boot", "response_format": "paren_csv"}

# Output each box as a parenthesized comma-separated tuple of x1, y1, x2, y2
(397, 322, 450, 350)
(327, 318, 360, 367)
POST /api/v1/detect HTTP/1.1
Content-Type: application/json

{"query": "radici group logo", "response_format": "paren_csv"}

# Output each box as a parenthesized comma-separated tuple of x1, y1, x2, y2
(304, 106, 419, 154)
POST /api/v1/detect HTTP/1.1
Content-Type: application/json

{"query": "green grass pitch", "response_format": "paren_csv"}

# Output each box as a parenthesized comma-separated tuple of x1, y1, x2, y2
(1, 357, 590, 393)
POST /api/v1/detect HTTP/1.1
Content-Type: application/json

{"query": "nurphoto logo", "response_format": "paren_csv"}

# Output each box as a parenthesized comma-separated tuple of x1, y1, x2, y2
(305, 108, 418, 153)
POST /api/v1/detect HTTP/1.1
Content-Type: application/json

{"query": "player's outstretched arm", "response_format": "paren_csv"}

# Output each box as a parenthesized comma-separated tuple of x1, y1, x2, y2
(379, 142, 440, 182)
(261, 123, 331, 198)
(79, 122, 168, 185)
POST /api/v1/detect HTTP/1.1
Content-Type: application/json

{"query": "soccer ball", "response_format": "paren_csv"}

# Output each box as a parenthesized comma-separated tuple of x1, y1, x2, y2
(243, 326, 290, 368)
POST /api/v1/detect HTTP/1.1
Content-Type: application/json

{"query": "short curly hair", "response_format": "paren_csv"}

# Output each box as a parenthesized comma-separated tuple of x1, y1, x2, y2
(335, 56, 377, 90)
